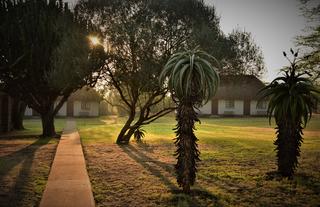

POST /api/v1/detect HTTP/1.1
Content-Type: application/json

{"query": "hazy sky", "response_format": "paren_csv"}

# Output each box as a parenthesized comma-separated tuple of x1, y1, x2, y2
(204, 0, 307, 82)
(66, 0, 307, 82)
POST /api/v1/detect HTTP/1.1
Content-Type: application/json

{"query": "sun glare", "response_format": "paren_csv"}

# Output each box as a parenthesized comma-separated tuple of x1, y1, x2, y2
(88, 36, 100, 46)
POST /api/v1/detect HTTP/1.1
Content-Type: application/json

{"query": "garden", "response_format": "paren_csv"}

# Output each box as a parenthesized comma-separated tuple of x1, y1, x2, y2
(1, 0, 319, 206)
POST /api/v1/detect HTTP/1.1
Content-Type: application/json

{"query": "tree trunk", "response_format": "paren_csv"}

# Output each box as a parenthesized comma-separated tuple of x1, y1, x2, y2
(174, 101, 200, 194)
(12, 99, 26, 130)
(40, 109, 57, 138)
(122, 127, 137, 143)
(275, 120, 303, 177)
(116, 111, 135, 144)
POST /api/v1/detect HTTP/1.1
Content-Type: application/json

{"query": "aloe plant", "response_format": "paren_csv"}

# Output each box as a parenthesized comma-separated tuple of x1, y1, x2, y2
(260, 50, 320, 177)
(159, 47, 219, 193)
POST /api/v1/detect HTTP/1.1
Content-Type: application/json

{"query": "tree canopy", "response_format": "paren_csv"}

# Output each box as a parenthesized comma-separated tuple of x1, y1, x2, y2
(0, 0, 106, 136)
(225, 28, 266, 78)
(77, 0, 245, 144)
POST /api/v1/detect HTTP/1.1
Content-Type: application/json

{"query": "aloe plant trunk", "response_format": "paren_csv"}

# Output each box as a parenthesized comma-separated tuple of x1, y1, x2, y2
(275, 120, 303, 177)
(174, 101, 200, 193)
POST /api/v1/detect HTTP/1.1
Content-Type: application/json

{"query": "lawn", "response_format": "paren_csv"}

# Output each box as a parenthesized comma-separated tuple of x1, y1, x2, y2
(1, 116, 318, 206)
(0, 118, 65, 207)
(77, 115, 320, 207)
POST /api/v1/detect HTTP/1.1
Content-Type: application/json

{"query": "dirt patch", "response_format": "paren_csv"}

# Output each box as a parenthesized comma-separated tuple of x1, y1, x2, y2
(0, 138, 58, 207)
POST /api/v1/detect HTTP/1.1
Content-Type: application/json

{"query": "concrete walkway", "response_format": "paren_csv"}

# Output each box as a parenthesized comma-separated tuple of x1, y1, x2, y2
(40, 120, 95, 207)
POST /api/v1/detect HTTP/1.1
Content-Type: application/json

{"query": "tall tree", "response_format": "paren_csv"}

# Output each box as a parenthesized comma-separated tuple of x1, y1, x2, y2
(226, 28, 266, 77)
(0, 0, 106, 137)
(78, 0, 231, 144)
(159, 47, 219, 193)
(260, 50, 319, 177)
(296, 0, 320, 81)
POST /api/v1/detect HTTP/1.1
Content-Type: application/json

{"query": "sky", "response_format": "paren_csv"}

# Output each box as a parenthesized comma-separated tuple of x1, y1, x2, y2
(66, 0, 307, 82)
(204, 0, 307, 82)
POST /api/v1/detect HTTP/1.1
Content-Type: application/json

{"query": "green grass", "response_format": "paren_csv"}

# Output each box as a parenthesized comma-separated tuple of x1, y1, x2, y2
(22, 117, 66, 135)
(0, 118, 66, 138)
(77, 115, 320, 207)
(0, 137, 58, 207)
(0, 118, 63, 207)
(77, 115, 320, 144)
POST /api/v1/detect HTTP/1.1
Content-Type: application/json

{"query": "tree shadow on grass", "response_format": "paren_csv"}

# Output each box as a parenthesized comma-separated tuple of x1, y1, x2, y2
(120, 144, 222, 207)
(266, 171, 320, 194)
(293, 173, 320, 194)
(0, 137, 52, 207)
(0, 131, 62, 139)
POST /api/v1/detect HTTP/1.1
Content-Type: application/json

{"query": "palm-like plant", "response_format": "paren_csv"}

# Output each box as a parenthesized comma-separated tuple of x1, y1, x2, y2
(159, 47, 219, 193)
(260, 50, 320, 178)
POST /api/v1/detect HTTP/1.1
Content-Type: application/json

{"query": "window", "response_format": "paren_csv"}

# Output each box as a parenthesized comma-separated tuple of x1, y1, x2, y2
(225, 100, 235, 109)
(81, 102, 90, 110)
(256, 101, 267, 109)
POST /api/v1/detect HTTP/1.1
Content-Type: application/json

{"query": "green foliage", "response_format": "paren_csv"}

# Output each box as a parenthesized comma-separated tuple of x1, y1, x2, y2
(227, 28, 266, 78)
(160, 47, 220, 106)
(260, 51, 319, 126)
(78, 0, 227, 144)
(260, 50, 320, 177)
(0, 0, 106, 136)
(134, 127, 145, 143)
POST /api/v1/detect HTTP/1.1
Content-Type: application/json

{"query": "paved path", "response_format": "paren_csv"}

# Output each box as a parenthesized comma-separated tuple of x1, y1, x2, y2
(40, 120, 95, 207)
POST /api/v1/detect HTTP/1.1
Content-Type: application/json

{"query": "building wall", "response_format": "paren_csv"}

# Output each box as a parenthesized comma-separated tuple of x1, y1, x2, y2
(73, 101, 99, 117)
(25, 106, 33, 116)
(25, 101, 100, 117)
(250, 100, 268, 116)
(198, 100, 212, 115)
(218, 100, 244, 115)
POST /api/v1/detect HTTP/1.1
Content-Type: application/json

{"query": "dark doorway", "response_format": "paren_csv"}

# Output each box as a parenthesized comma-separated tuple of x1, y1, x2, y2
(244, 100, 250, 116)
(67, 101, 74, 117)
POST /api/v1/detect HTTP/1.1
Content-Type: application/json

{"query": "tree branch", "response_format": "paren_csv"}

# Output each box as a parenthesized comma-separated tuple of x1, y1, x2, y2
(105, 64, 132, 108)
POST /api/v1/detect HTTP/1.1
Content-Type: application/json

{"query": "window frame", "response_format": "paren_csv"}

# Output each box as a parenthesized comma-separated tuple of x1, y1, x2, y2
(225, 100, 235, 109)
(81, 102, 90, 110)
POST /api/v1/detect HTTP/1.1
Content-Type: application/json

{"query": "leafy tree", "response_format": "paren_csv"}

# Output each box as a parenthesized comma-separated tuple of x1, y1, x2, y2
(226, 28, 266, 77)
(159, 47, 219, 193)
(78, 0, 230, 144)
(296, 0, 320, 81)
(259, 50, 320, 177)
(0, 0, 106, 137)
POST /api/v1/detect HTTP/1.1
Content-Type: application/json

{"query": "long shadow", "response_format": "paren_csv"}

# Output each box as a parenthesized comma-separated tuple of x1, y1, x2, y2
(0, 137, 52, 207)
(266, 171, 320, 195)
(120, 145, 178, 192)
(120, 144, 222, 207)
(0, 131, 62, 139)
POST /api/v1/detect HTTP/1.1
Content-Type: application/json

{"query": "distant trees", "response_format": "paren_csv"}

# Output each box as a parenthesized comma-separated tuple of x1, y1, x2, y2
(0, 0, 106, 137)
(160, 47, 219, 193)
(226, 29, 266, 78)
(260, 50, 319, 177)
(296, 0, 320, 81)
